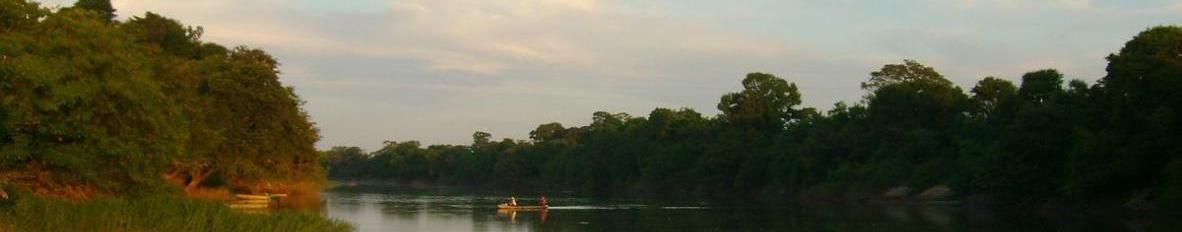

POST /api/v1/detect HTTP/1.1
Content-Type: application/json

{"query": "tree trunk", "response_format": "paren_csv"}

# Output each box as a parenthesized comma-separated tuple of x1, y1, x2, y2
(185, 169, 214, 193)
(163, 168, 184, 184)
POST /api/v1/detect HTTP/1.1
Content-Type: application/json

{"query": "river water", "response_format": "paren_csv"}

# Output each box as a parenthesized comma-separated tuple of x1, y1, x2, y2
(320, 185, 1165, 232)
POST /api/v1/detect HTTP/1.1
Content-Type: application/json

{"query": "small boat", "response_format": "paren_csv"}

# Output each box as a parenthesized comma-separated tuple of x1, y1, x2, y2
(235, 194, 272, 200)
(229, 193, 285, 209)
(232, 199, 271, 204)
(497, 203, 548, 210)
(228, 203, 269, 209)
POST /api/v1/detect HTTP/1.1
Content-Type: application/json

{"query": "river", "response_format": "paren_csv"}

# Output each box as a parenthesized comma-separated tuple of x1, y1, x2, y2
(320, 185, 1165, 232)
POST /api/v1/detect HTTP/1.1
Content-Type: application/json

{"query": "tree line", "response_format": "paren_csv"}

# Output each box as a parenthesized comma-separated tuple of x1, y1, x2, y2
(0, 0, 322, 196)
(325, 26, 1182, 209)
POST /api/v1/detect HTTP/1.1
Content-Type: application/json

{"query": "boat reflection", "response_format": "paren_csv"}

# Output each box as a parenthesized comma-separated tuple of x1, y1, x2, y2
(496, 208, 548, 224)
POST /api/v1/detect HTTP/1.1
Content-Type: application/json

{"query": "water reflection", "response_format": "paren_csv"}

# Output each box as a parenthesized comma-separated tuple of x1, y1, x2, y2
(496, 209, 548, 225)
(320, 186, 1174, 232)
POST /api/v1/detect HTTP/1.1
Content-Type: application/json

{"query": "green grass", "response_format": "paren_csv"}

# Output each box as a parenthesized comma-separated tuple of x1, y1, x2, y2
(0, 194, 353, 232)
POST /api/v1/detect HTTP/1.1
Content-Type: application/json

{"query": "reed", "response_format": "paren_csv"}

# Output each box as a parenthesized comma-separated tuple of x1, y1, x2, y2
(0, 194, 352, 232)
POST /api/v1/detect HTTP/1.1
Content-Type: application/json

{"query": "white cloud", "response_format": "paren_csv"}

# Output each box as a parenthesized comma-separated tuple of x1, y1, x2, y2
(98, 0, 801, 148)
(957, 0, 1092, 10)
(90, 0, 795, 79)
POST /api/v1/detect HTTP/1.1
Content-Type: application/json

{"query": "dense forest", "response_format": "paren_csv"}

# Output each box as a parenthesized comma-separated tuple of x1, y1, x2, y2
(325, 26, 1182, 211)
(0, 0, 323, 197)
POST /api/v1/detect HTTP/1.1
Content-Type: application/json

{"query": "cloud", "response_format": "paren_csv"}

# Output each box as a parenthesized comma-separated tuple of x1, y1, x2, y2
(92, 0, 796, 79)
(953, 0, 1182, 15)
(957, 0, 1091, 10)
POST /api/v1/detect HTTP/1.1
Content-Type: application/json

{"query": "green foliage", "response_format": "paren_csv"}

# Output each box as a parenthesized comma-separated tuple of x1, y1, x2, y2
(178, 46, 324, 188)
(969, 77, 1017, 118)
(1062, 26, 1182, 200)
(123, 12, 205, 59)
(0, 0, 323, 195)
(0, 194, 352, 232)
(530, 122, 566, 143)
(0, 4, 184, 192)
(72, 0, 114, 22)
(718, 72, 803, 133)
(0, 0, 46, 30)
(862, 59, 951, 92)
(1018, 69, 1065, 103)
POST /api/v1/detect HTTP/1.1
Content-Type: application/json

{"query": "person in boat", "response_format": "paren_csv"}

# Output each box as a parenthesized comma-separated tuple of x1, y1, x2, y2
(509, 196, 518, 206)
(538, 196, 548, 207)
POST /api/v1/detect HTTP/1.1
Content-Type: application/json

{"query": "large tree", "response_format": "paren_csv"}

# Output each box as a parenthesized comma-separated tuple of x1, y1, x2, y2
(1018, 69, 1065, 104)
(1064, 26, 1182, 200)
(123, 12, 206, 59)
(969, 77, 1018, 119)
(861, 60, 967, 186)
(73, 0, 115, 22)
(862, 59, 952, 92)
(864, 60, 965, 130)
(717, 72, 803, 133)
(0, 6, 184, 194)
(529, 122, 566, 143)
(174, 47, 322, 191)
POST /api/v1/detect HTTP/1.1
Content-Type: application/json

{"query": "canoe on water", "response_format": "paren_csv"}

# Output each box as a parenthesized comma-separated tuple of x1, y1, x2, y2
(235, 194, 272, 200)
(235, 193, 287, 200)
(232, 199, 272, 204)
(497, 203, 548, 210)
(228, 203, 269, 209)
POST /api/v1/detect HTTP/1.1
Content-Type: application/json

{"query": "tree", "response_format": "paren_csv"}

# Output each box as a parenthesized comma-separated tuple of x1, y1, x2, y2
(1101, 26, 1182, 110)
(969, 77, 1017, 118)
(0, 6, 184, 193)
(717, 72, 802, 133)
(590, 111, 630, 131)
(864, 60, 965, 130)
(124, 12, 204, 58)
(322, 146, 367, 179)
(168, 47, 322, 192)
(529, 123, 566, 143)
(1063, 26, 1182, 199)
(862, 59, 951, 92)
(861, 60, 966, 186)
(73, 0, 114, 22)
(1018, 69, 1064, 103)
(978, 69, 1074, 199)
(472, 131, 492, 147)
(0, 0, 323, 197)
(0, 0, 48, 30)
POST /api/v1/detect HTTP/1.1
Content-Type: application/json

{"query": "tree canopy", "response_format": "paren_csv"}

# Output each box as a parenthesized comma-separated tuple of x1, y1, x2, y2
(72, 0, 114, 22)
(717, 72, 802, 133)
(0, 0, 322, 196)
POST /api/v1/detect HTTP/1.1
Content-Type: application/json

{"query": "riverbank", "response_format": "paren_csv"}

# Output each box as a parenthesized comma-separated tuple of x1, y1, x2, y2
(0, 192, 352, 232)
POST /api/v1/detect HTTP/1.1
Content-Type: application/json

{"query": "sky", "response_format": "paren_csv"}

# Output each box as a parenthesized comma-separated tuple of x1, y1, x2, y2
(36, 0, 1182, 151)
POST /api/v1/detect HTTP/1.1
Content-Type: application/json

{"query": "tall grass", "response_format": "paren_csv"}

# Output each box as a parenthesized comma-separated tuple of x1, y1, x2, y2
(0, 194, 352, 232)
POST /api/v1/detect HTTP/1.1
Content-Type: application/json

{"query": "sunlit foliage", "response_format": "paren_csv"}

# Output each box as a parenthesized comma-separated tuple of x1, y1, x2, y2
(0, 0, 322, 195)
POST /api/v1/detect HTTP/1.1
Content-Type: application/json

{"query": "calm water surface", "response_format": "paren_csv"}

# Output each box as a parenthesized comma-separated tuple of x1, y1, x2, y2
(320, 186, 1163, 232)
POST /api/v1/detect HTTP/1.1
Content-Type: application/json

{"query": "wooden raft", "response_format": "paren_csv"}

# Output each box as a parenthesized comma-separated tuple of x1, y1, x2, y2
(228, 193, 287, 209)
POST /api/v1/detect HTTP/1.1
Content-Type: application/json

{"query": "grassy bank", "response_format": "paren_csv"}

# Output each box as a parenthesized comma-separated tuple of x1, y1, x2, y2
(0, 194, 352, 232)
